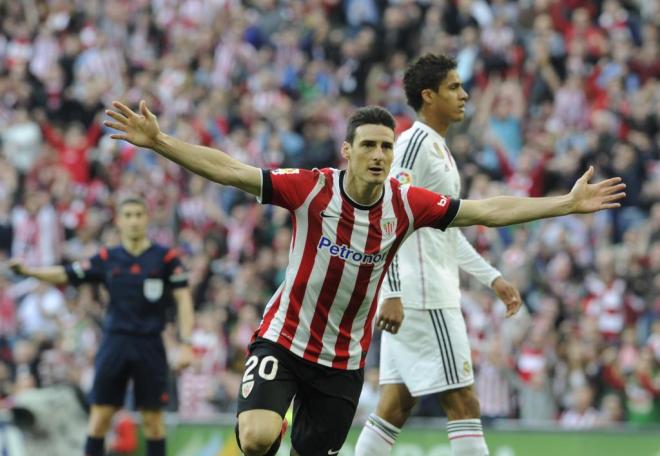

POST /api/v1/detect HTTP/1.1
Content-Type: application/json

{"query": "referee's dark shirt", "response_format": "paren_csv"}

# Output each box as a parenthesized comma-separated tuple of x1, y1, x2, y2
(65, 244, 188, 335)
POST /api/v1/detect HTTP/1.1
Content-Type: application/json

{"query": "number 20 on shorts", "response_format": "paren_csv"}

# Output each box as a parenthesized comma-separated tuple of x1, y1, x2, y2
(241, 355, 279, 398)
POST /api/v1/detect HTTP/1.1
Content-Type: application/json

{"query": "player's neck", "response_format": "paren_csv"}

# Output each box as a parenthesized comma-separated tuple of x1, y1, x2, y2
(343, 171, 383, 207)
(121, 237, 151, 256)
(418, 111, 449, 137)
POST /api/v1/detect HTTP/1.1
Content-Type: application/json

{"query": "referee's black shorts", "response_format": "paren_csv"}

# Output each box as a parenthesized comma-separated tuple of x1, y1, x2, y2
(92, 333, 169, 410)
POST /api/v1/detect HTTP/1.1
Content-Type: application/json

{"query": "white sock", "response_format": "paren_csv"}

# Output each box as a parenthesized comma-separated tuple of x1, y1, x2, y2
(447, 419, 489, 456)
(354, 414, 400, 456)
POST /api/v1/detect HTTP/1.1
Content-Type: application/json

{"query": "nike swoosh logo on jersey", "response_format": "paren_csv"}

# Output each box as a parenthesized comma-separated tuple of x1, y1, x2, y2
(320, 211, 337, 218)
(328, 450, 340, 455)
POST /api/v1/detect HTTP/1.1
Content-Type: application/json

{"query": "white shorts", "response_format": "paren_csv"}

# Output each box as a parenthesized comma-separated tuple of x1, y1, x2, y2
(379, 307, 474, 396)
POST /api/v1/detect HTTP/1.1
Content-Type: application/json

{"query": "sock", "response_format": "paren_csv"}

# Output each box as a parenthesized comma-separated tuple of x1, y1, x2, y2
(84, 436, 105, 456)
(447, 419, 489, 456)
(146, 438, 166, 456)
(354, 414, 400, 456)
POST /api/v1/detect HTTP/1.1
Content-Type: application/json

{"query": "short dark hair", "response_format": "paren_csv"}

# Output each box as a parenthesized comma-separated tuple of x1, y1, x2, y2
(118, 197, 147, 210)
(345, 106, 396, 144)
(404, 54, 457, 111)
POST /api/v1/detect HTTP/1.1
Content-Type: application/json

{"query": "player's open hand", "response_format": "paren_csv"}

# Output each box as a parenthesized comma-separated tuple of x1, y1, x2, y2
(491, 276, 522, 318)
(104, 100, 161, 149)
(569, 166, 626, 214)
(377, 297, 404, 334)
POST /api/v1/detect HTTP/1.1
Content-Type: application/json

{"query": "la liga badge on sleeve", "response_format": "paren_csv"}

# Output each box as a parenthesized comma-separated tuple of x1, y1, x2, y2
(395, 171, 412, 185)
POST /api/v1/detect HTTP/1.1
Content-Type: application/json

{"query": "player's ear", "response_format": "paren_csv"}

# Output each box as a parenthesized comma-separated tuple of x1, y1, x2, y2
(421, 88, 435, 105)
(341, 141, 351, 160)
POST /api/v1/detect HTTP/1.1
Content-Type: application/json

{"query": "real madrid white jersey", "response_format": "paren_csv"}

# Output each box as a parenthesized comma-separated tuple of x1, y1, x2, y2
(255, 167, 460, 369)
(380, 121, 501, 309)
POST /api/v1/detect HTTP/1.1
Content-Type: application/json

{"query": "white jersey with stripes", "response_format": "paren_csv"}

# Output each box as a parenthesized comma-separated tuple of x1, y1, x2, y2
(255, 167, 460, 369)
(380, 121, 500, 309)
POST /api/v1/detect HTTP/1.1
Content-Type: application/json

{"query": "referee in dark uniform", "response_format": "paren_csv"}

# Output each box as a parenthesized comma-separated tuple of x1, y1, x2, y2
(9, 197, 194, 456)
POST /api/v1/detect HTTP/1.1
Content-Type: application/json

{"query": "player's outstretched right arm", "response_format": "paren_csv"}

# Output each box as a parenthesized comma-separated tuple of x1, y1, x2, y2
(451, 167, 625, 228)
(104, 101, 262, 197)
(8, 259, 68, 285)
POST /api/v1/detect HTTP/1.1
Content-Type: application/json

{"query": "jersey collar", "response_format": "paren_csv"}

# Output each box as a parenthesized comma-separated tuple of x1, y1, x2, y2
(339, 170, 384, 210)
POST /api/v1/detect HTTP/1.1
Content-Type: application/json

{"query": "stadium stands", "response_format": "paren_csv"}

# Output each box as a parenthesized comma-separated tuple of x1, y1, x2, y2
(0, 0, 658, 430)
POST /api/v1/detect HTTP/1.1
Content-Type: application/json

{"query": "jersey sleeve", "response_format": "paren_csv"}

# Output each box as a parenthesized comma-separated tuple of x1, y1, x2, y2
(380, 254, 402, 299)
(406, 186, 460, 231)
(258, 168, 321, 210)
(389, 130, 431, 187)
(456, 231, 502, 287)
(64, 249, 106, 285)
(163, 248, 188, 289)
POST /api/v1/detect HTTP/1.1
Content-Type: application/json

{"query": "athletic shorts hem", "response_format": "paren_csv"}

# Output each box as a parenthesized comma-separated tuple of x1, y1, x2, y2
(379, 377, 403, 385)
(408, 378, 474, 397)
(90, 400, 124, 407)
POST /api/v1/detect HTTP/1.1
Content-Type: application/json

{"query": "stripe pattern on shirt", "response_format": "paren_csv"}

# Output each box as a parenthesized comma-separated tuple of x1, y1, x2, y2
(258, 169, 448, 369)
(401, 128, 428, 169)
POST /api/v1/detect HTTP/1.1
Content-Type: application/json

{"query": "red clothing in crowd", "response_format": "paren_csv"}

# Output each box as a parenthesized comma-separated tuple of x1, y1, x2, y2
(41, 122, 102, 184)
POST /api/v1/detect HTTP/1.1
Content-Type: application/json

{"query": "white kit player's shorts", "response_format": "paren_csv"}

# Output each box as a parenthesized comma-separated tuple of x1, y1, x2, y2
(379, 308, 474, 396)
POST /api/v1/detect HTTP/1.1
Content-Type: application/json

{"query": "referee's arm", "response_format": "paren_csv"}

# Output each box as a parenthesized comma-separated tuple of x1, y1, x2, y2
(173, 287, 194, 343)
(8, 260, 68, 284)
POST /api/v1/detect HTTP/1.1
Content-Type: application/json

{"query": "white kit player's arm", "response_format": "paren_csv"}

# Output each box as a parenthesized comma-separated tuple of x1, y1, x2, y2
(456, 231, 501, 287)
(378, 130, 432, 332)
(382, 130, 431, 300)
(455, 233, 523, 317)
(380, 255, 402, 299)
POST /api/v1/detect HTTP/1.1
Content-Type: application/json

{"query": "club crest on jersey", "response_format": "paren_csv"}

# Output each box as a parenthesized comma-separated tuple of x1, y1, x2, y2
(143, 278, 163, 302)
(464, 361, 471, 375)
(242, 380, 254, 398)
(395, 171, 412, 186)
(381, 219, 396, 239)
(272, 168, 300, 175)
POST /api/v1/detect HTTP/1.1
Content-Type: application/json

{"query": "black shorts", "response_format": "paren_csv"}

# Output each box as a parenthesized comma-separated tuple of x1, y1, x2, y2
(92, 333, 168, 410)
(237, 338, 364, 455)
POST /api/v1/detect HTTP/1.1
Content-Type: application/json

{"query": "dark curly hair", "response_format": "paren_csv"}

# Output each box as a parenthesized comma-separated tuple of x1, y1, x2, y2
(404, 54, 458, 112)
(345, 106, 395, 144)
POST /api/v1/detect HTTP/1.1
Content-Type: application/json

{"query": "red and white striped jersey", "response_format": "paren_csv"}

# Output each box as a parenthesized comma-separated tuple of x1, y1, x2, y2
(255, 167, 460, 369)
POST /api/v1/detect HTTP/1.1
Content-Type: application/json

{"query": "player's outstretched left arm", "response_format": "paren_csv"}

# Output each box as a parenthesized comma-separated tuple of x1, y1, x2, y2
(451, 167, 625, 227)
(105, 101, 262, 196)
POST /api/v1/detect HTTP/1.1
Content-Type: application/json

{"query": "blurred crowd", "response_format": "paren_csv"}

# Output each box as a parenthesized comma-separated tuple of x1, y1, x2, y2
(0, 0, 658, 431)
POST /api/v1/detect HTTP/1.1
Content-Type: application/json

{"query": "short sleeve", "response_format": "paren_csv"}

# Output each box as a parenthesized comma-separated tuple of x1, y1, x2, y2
(163, 248, 188, 289)
(389, 129, 430, 187)
(406, 186, 460, 231)
(259, 168, 321, 210)
(65, 250, 106, 285)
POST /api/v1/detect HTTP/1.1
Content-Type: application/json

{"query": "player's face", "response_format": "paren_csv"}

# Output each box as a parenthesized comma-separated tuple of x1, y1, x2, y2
(426, 70, 469, 123)
(116, 203, 149, 240)
(342, 124, 395, 185)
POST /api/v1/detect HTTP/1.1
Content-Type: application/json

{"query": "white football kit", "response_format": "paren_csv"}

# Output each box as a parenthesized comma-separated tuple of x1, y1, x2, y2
(379, 121, 501, 395)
